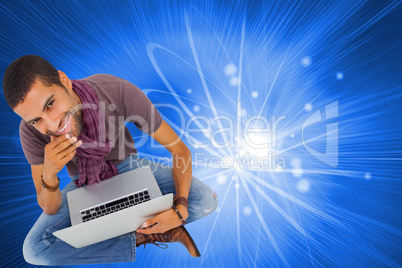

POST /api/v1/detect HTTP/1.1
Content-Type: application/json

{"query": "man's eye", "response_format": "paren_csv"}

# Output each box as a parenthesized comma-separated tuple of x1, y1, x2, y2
(47, 100, 54, 109)
(32, 119, 38, 125)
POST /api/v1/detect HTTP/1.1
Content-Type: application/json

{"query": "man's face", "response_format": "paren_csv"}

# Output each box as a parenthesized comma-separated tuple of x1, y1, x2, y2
(14, 73, 82, 137)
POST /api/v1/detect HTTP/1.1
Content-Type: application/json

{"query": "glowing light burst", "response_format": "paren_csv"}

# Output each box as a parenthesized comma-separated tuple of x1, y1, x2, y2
(142, 3, 402, 267)
(0, 1, 401, 267)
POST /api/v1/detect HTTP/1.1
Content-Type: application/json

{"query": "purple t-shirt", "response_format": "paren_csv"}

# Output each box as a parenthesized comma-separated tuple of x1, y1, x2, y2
(19, 74, 162, 177)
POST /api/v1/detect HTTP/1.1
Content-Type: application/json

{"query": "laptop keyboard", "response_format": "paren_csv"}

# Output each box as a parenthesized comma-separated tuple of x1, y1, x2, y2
(80, 189, 151, 223)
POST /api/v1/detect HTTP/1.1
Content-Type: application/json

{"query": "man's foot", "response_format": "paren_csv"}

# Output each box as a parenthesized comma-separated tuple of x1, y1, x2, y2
(136, 226, 201, 257)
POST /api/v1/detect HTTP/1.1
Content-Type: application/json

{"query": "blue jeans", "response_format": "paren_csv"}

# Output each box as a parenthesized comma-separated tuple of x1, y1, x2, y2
(23, 154, 218, 266)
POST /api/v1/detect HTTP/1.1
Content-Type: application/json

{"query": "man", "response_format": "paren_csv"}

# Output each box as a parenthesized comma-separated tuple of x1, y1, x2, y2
(3, 55, 218, 266)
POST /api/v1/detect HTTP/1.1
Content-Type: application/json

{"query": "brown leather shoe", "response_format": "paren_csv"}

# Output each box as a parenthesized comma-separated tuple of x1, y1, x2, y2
(136, 226, 201, 257)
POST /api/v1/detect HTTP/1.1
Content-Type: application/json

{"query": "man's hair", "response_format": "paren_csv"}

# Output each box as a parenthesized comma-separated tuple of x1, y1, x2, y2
(3, 55, 64, 109)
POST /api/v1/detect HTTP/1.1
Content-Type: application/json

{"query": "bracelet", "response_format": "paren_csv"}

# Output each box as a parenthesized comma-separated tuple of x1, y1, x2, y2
(173, 196, 189, 210)
(172, 205, 187, 225)
(41, 175, 60, 192)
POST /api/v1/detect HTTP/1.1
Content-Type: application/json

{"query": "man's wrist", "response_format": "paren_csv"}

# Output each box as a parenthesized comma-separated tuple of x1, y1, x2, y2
(42, 170, 59, 189)
(174, 196, 189, 209)
(176, 204, 189, 220)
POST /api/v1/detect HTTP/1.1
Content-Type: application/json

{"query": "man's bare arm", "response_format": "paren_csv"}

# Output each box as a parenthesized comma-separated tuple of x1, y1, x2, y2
(152, 120, 192, 205)
(31, 164, 62, 214)
(137, 120, 192, 234)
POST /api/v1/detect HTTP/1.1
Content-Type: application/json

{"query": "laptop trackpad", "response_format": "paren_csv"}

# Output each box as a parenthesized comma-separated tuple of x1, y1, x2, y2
(96, 179, 125, 202)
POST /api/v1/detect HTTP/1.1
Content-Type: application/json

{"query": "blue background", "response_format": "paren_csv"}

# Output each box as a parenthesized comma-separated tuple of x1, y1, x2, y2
(0, 0, 401, 267)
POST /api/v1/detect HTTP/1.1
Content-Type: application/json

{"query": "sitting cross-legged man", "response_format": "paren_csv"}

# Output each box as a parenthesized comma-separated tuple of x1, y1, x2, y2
(2, 55, 218, 266)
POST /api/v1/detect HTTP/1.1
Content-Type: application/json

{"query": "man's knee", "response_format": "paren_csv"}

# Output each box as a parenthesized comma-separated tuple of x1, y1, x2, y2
(23, 232, 40, 265)
(189, 178, 218, 214)
(22, 226, 51, 265)
(188, 187, 218, 223)
(203, 190, 218, 216)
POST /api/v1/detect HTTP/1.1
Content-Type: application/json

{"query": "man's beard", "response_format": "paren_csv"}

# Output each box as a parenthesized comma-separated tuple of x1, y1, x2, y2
(47, 108, 82, 137)
(70, 108, 83, 137)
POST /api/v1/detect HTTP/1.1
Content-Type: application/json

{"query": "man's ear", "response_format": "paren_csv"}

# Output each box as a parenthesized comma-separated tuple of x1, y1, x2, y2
(58, 70, 72, 90)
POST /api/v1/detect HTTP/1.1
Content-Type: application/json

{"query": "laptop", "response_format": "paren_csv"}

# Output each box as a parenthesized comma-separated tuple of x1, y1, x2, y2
(53, 166, 173, 248)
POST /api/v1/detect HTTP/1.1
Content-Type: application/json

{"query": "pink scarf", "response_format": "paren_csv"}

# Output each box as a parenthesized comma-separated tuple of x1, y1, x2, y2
(72, 80, 118, 187)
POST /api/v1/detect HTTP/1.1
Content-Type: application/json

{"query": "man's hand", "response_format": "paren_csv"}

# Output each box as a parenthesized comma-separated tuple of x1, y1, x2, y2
(136, 205, 188, 234)
(33, 134, 81, 214)
(43, 134, 82, 180)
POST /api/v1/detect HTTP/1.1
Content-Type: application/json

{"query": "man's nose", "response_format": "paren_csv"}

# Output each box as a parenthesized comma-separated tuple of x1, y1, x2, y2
(43, 114, 60, 133)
